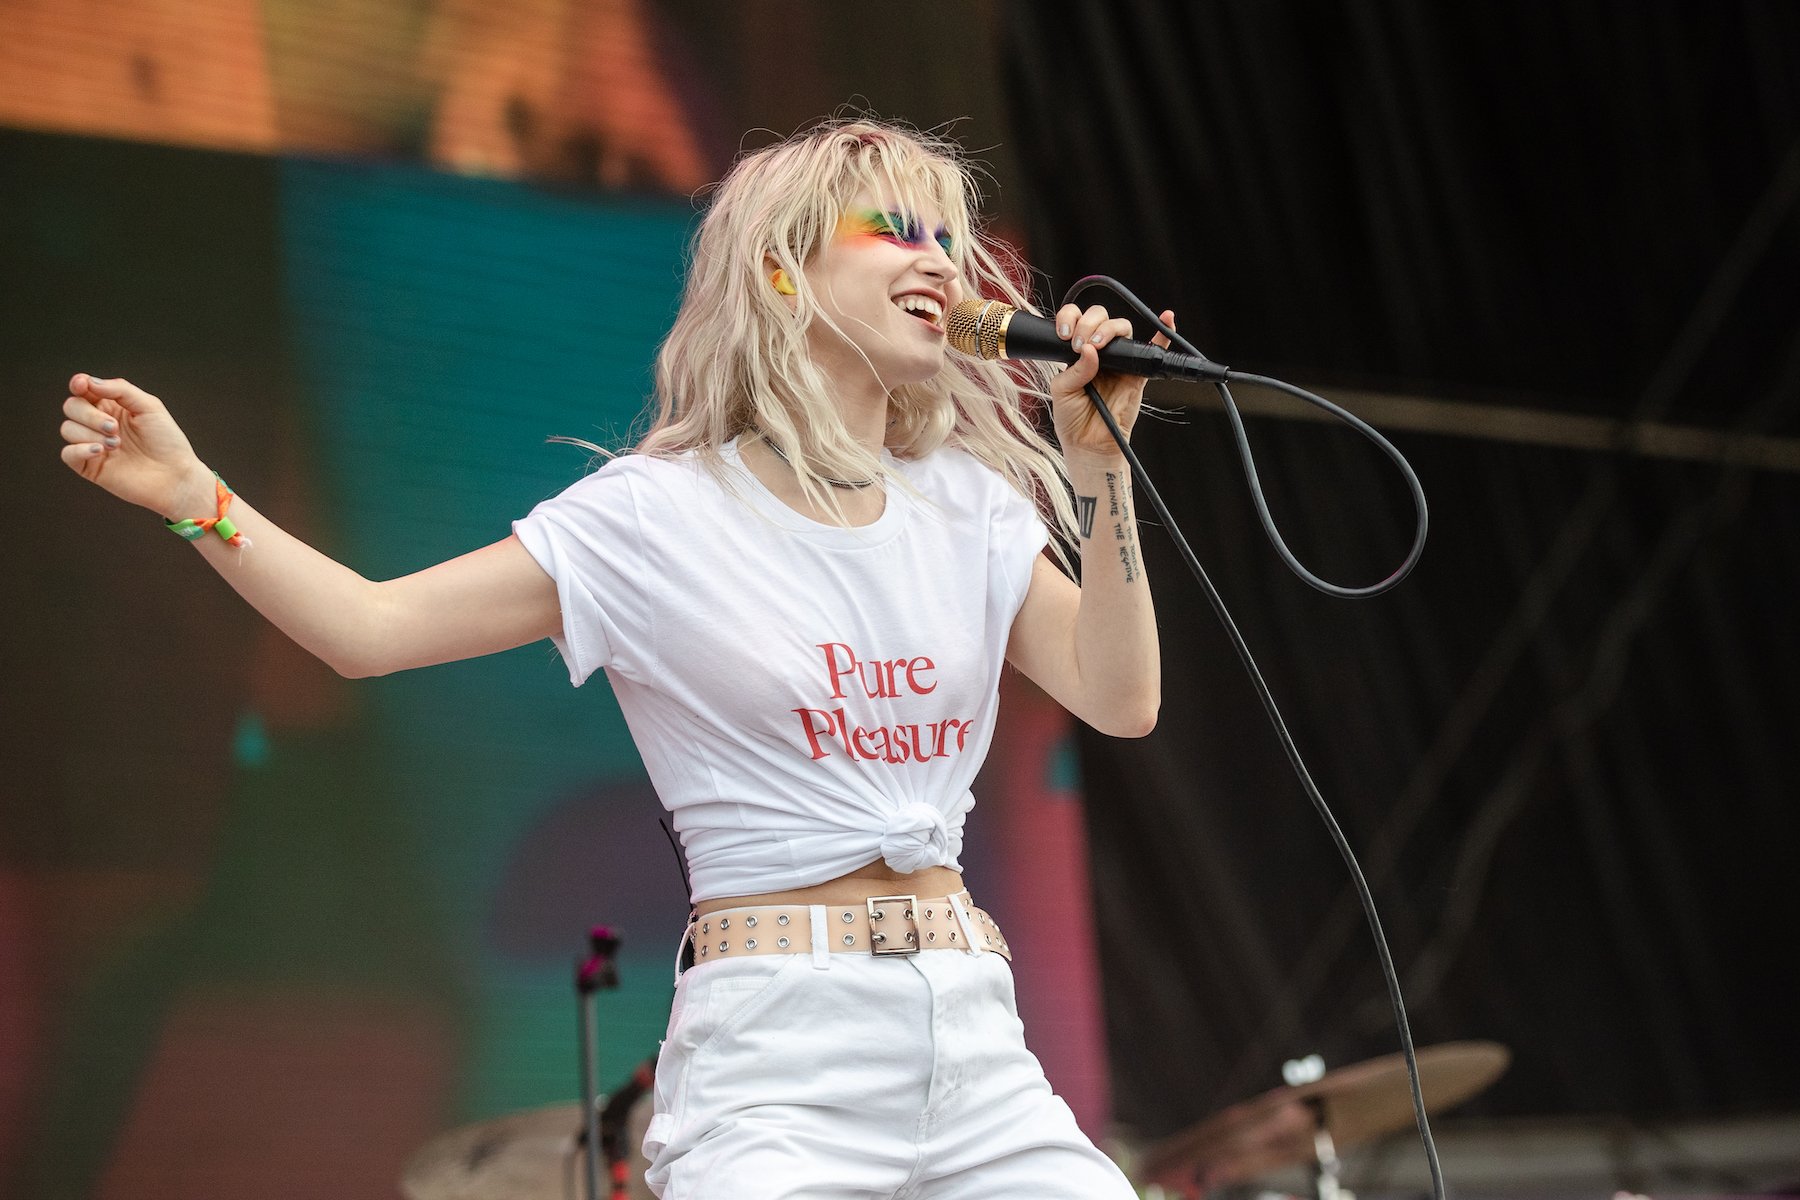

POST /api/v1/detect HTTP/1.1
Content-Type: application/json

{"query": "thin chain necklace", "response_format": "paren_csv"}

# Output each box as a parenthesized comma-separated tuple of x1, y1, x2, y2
(749, 426, 879, 490)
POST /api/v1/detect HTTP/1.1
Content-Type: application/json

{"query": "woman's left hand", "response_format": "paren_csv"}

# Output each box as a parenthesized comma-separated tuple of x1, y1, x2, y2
(1046, 304, 1176, 464)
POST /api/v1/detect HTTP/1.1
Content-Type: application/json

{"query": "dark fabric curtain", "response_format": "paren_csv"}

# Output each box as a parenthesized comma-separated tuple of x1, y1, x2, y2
(1002, 1, 1800, 1136)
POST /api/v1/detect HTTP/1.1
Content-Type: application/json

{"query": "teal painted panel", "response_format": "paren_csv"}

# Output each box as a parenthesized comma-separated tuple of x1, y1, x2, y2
(277, 159, 696, 1117)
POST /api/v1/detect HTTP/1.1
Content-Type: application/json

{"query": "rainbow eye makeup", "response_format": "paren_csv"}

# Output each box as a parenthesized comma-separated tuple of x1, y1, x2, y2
(836, 208, 955, 256)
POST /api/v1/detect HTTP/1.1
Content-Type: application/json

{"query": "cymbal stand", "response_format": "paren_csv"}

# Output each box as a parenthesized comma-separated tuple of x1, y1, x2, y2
(576, 925, 622, 1200)
(1306, 1099, 1353, 1200)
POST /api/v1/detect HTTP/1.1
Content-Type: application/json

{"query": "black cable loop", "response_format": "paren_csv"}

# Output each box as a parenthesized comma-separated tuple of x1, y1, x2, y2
(1064, 275, 1429, 597)
(1060, 275, 1446, 1200)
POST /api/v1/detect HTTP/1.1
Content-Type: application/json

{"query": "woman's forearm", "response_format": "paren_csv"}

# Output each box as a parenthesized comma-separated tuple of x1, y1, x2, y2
(163, 464, 388, 677)
(164, 464, 561, 678)
(1066, 451, 1161, 735)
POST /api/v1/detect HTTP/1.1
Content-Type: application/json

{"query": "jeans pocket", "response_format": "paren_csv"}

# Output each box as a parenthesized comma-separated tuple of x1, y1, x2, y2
(651, 961, 802, 1102)
(688, 955, 806, 1051)
(645, 956, 806, 1188)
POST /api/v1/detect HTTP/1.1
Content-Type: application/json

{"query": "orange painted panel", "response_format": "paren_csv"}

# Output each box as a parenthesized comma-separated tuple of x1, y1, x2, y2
(0, 0, 276, 150)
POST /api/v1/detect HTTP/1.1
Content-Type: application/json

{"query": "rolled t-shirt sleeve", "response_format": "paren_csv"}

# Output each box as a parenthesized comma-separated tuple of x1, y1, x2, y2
(512, 463, 652, 686)
(991, 475, 1050, 619)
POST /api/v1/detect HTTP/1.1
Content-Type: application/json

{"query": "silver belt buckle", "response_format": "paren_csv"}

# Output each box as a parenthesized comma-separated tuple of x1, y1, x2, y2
(866, 894, 920, 956)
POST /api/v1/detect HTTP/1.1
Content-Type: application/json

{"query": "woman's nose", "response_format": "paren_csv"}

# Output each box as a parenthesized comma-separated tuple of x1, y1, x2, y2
(920, 243, 958, 282)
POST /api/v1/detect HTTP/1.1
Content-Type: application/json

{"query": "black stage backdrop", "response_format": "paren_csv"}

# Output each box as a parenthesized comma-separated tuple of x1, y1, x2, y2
(1003, 2, 1800, 1135)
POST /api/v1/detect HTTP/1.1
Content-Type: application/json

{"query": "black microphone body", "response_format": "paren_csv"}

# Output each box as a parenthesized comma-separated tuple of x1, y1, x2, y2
(946, 299, 1227, 382)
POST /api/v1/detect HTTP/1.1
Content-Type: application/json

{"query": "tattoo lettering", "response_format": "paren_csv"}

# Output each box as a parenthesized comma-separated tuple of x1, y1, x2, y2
(1075, 494, 1097, 540)
(1106, 471, 1141, 583)
(1117, 542, 1141, 583)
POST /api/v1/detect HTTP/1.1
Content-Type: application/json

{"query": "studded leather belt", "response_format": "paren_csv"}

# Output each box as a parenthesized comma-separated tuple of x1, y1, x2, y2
(687, 891, 1011, 963)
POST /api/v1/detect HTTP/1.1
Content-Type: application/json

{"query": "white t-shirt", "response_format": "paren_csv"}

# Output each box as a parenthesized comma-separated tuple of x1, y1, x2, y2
(512, 436, 1048, 903)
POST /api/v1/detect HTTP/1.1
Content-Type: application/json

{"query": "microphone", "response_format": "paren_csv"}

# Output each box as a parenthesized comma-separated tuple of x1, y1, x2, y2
(946, 298, 1227, 382)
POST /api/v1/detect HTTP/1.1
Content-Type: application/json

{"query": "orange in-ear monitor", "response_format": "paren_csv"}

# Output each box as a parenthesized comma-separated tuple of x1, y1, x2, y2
(770, 268, 797, 296)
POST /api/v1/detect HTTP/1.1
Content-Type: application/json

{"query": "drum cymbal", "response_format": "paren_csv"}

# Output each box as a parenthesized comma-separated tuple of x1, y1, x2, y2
(401, 1103, 586, 1200)
(1141, 1040, 1510, 1190)
(402, 1098, 657, 1200)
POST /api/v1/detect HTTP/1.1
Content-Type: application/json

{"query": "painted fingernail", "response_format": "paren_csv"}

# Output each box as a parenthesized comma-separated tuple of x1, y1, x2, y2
(1057, 324, 1070, 337)
(105, 435, 120, 446)
(102, 419, 116, 433)
(1091, 333, 1105, 344)
(89, 444, 103, 455)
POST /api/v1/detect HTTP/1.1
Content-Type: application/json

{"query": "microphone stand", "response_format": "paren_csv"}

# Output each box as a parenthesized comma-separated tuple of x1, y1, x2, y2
(576, 925, 621, 1200)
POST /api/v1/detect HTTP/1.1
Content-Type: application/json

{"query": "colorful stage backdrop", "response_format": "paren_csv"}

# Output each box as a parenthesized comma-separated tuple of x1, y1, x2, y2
(23, 3, 1792, 1195)
(0, 3, 1100, 1197)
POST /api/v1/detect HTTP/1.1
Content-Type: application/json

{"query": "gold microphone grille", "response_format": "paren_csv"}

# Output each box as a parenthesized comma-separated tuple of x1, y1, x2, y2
(945, 299, 1013, 360)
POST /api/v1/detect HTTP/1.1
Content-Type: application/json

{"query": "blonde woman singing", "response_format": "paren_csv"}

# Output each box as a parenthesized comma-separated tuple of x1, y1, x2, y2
(56, 118, 1170, 1198)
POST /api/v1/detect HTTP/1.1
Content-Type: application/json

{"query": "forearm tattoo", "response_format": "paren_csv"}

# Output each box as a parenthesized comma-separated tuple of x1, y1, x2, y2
(1077, 472, 1142, 583)
(1075, 493, 1097, 540)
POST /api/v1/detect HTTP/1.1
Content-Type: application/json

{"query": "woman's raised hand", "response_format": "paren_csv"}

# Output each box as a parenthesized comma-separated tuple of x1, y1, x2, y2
(1045, 305, 1176, 464)
(59, 374, 211, 517)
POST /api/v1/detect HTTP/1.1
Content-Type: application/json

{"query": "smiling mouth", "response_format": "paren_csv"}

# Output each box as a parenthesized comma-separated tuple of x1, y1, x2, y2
(894, 295, 944, 327)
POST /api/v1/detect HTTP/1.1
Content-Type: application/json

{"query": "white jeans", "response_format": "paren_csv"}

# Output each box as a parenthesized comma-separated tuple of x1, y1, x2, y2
(643, 935, 1136, 1199)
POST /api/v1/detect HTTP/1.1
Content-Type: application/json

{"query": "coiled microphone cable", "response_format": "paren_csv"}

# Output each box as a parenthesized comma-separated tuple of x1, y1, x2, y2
(1056, 275, 1444, 1200)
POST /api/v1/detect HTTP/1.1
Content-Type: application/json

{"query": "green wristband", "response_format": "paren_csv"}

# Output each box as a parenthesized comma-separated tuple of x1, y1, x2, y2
(163, 472, 237, 543)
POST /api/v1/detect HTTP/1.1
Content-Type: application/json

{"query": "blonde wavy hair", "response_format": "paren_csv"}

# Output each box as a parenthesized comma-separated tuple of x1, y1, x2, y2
(630, 116, 1078, 549)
